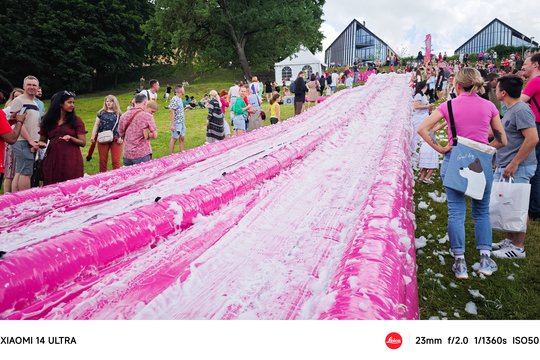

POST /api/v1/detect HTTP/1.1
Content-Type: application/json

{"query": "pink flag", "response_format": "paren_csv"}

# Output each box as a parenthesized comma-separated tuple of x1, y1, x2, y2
(425, 34, 432, 65)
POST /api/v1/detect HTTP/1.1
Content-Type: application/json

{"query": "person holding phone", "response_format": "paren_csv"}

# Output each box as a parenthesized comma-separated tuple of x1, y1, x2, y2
(0, 109, 26, 189)
(9, 76, 41, 192)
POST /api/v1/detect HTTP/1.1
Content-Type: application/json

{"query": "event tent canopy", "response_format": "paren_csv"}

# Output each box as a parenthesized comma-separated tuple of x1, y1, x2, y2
(275, 47, 325, 85)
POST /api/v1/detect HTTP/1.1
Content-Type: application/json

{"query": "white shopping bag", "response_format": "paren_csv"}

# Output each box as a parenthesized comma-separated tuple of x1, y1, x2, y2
(490, 177, 531, 233)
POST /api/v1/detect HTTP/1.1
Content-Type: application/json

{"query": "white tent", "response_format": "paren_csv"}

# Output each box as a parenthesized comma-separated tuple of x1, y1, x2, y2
(274, 47, 325, 86)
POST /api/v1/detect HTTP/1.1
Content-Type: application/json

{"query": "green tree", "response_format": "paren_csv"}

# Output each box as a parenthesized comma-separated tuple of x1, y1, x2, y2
(146, 0, 325, 79)
(0, 0, 153, 94)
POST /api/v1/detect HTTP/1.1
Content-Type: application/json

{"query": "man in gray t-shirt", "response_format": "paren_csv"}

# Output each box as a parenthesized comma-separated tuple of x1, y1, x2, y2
(491, 75, 539, 260)
(495, 101, 537, 168)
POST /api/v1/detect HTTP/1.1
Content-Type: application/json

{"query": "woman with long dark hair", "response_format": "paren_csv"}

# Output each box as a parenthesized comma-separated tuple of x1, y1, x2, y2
(38, 91, 86, 185)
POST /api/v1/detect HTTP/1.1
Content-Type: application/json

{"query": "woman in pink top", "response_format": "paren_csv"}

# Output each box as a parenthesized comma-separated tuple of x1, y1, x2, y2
(417, 67, 507, 280)
(219, 89, 231, 137)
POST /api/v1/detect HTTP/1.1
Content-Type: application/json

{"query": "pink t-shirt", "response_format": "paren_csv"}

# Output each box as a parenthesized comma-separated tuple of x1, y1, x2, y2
(437, 92, 498, 145)
(522, 75, 540, 123)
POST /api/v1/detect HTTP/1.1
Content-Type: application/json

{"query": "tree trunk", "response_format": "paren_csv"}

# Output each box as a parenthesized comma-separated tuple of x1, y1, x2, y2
(223, 16, 252, 80)
(235, 42, 252, 80)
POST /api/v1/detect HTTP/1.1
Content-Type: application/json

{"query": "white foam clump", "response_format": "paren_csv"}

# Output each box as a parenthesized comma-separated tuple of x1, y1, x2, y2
(399, 236, 412, 251)
(468, 289, 485, 299)
(429, 215, 437, 221)
(472, 262, 480, 271)
(415, 236, 428, 249)
(428, 191, 447, 203)
(438, 234, 449, 244)
(507, 273, 515, 281)
(438, 255, 445, 265)
(454, 311, 460, 318)
(449, 282, 458, 289)
(465, 301, 478, 315)
(167, 202, 184, 226)
(418, 201, 429, 210)
(428, 316, 440, 320)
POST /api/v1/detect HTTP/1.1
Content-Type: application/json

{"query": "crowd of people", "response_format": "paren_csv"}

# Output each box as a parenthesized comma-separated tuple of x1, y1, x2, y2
(0, 75, 292, 193)
(413, 52, 540, 280)
(2, 53, 540, 284)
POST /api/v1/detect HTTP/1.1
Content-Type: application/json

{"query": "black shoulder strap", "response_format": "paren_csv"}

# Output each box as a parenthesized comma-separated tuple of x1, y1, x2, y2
(529, 96, 540, 114)
(447, 100, 458, 146)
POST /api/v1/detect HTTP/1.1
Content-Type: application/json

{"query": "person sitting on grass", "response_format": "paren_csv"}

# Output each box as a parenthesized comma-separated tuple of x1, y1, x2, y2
(184, 96, 198, 110)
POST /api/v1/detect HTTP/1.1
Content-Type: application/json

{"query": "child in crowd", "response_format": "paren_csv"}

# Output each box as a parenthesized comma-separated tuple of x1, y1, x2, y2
(418, 121, 446, 184)
(144, 101, 158, 140)
(268, 93, 281, 125)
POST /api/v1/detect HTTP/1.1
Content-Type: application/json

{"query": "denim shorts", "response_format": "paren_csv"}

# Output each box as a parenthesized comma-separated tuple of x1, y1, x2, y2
(233, 115, 246, 130)
(493, 164, 537, 184)
(12, 140, 35, 176)
(171, 121, 185, 139)
(124, 154, 152, 166)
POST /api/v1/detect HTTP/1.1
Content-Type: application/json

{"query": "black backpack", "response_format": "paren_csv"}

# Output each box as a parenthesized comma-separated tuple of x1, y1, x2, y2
(326, 75, 332, 85)
(290, 79, 296, 93)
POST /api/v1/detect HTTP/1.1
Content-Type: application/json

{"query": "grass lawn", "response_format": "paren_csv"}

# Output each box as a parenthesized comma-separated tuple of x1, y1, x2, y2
(74, 77, 296, 175)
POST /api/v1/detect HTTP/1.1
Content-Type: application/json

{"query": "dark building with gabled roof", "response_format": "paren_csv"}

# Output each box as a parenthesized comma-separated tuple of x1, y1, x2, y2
(455, 18, 538, 54)
(325, 19, 395, 66)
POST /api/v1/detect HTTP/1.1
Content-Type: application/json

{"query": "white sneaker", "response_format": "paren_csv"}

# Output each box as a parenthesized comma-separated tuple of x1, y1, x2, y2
(492, 244, 526, 259)
(492, 239, 512, 250)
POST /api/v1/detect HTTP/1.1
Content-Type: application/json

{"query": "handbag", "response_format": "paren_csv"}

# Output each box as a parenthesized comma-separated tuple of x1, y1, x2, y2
(143, 128, 150, 140)
(97, 114, 120, 144)
(490, 175, 531, 232)
(442, 100, 496, 200)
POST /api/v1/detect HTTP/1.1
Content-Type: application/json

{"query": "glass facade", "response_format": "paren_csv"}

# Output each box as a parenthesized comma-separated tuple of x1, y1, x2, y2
(455, 19, 537, 54)
(325, 20, 393, 66)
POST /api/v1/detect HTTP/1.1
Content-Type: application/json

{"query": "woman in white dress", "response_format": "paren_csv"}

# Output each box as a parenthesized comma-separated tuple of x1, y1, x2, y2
(411, 81, 432, 168)
(419, 121, 446, 183)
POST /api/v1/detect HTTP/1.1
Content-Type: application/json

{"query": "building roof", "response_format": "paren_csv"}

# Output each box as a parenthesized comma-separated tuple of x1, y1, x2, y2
(455, 18, 538, 53)
(325, 19, 395, 54)
(275, 47, 323, 66)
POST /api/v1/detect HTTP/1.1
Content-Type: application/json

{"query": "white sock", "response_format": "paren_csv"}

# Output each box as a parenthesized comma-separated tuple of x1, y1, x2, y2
(480, 250, 491, 257)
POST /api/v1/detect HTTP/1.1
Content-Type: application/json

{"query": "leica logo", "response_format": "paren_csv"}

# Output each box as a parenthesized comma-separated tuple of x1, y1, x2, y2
(385, 332, 403, 349)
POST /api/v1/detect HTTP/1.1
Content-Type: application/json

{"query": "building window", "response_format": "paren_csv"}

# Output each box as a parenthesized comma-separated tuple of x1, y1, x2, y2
(302, 65, 313, 78)
(282, 67, 292, 82)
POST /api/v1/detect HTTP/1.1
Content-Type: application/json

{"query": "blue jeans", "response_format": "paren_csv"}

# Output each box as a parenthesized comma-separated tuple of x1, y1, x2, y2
(529, 123, 540, 218)
(441, 153, 493, 255)
(123, 154, 152, 166)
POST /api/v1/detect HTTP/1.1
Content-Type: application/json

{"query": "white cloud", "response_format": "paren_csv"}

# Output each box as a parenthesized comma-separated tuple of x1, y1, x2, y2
(316, 0, 540, 61)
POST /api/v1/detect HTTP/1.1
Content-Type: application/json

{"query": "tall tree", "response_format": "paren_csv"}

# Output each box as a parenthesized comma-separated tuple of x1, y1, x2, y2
(146, 0, 325, 78)
(0, 0, 153, 94)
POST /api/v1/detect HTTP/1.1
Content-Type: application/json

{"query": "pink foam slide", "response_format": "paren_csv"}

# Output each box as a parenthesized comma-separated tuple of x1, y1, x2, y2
(0, 74, 418, 319)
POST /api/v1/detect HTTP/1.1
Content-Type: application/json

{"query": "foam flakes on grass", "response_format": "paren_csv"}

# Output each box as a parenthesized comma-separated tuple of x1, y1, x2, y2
(418, 201, 429, 210)
(415, 236, 428, 249)
(468, 289, 485, 299)
(465, 301, 478, 315)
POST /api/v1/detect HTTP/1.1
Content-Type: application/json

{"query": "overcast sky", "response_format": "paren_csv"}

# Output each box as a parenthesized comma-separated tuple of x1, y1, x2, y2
(315, 0, 540, 61)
